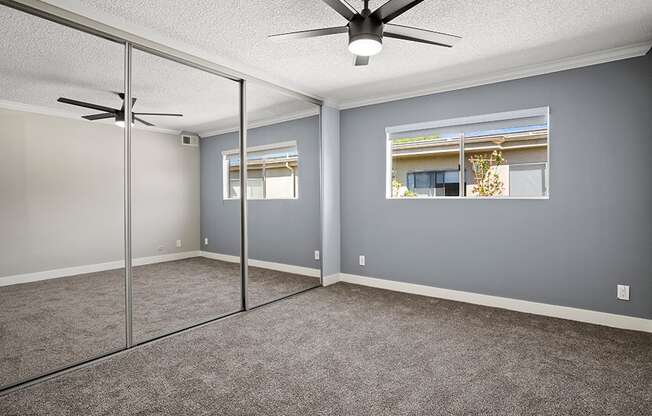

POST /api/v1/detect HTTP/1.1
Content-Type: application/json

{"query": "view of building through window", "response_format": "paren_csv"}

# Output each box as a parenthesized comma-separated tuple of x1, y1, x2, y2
(389, 110, 548, 198)
(392, 135, 461, 197)
(224, 142, 299, 200)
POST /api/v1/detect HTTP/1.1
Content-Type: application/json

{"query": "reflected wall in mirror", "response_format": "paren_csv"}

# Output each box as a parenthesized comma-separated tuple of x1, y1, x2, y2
(0, 5, 126, 388)
(245, 83, 321, 307)
(130, 48, 242, 343)
(201, 83, 322, 308)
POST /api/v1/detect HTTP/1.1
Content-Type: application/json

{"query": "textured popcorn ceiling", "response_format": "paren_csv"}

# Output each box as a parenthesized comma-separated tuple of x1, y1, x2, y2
(66, 0, 652, 105)
(0, 5, 316, 134)
(1, 0, 651, 130)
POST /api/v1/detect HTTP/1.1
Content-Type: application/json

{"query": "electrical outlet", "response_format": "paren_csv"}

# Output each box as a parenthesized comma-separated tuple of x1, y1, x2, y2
(359, 255, 365, 266)
(176, 240, 182, 248)
(158, 246, 164, 253)
(204, 238, 208, 246)
(314, 250, 320, 260)
(617, 284, 630, 301)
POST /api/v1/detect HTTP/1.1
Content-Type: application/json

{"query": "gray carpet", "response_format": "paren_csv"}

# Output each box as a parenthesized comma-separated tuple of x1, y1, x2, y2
(1, 282, 651, 415)
(0, 257, 319, 387)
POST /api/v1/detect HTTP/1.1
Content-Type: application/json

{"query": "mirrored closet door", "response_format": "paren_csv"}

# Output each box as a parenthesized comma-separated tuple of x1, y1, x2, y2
(130, 48, 242, 344)
(0, 5, 126, 389)
(0, 0, 323, 392)
(244, 83, 322, 307)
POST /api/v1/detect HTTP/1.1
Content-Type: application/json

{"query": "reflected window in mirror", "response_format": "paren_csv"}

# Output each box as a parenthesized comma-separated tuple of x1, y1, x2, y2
(223, 141, 299, 200)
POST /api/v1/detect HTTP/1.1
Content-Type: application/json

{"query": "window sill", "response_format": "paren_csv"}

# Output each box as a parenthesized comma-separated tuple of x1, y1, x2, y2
(385, 196, 549, 200)
(223, 198, 300, 201)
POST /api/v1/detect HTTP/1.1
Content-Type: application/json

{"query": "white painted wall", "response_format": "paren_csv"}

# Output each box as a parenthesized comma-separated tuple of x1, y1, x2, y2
(132, 120, 200, 259)
(0, 108, 199, 281)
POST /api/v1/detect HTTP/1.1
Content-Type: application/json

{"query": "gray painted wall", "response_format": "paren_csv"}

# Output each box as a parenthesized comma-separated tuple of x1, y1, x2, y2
(0, 108, 200, 279)
(340, 54, 652, 319)
(321, 106, 341, 278)
(201, 116, 321, 269)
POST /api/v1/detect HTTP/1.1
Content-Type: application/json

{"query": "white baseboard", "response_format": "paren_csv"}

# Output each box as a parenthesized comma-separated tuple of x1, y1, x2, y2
(133, 251, 201, 267)
(0, 250, 320, 287)
(0, 251, 201, 287)
(322, 273, 341, 287)
(199, 251, 321, 278)
(330, 273, 652, 334)
(199, 251, 240, 263)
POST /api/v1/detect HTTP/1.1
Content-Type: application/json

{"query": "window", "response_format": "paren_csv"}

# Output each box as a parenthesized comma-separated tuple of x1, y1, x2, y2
(223, 141, 298, 200)
(406, 170, 459, 196)
(509, 163, 546, 197)
(387, 108, 549, 199)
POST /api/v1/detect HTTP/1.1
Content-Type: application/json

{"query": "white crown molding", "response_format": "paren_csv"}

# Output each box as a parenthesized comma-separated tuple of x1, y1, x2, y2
(16, 2, 652, 117)
(0, 99, 181, 135)
(327, 273, 652, 333)
(338, 41, 652, 110)
(0, 99, 77, 119)
(198, 109, 319, 138)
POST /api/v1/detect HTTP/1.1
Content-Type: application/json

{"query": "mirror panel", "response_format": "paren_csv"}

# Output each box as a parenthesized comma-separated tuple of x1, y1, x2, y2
(130, 48, 242, 343)
(0, 5, 126, 388)
(245, 83, 322, 307)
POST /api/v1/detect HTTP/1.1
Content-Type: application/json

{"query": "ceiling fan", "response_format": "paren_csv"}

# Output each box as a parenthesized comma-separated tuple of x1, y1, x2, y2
(57, 92, 182, 127)
(269, 0, 461, 66)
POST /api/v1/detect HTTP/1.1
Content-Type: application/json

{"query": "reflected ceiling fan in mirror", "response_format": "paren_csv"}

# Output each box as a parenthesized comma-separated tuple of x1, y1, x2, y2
(269, 0, 461, 66)
(57, 92, 182, 127)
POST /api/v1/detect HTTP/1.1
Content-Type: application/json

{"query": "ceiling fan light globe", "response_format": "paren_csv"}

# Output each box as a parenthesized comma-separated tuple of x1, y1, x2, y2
(348, 38, 382, 56)
(114, 120, 135, 128)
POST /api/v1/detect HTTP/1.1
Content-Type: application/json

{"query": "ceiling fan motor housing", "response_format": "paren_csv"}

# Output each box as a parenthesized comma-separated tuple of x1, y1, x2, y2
(114, 111, 136, 125)
(115, 111, 125, 124)
(348, 14, 383, 47)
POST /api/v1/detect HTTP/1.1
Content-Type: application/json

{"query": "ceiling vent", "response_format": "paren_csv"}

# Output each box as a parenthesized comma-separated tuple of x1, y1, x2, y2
(180, 133, 199, 147)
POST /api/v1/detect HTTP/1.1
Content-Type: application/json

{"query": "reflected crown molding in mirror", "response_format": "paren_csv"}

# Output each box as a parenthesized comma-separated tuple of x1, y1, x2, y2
(0, 99, 181, 135)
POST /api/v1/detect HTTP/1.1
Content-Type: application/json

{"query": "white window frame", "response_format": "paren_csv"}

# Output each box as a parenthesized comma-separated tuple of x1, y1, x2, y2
(222, 140, 299, 201)
(385, 107, 550, 200)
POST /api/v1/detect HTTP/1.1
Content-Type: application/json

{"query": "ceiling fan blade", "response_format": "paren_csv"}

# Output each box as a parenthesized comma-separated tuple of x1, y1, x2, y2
(57, 97, 117, 113)
(320, 0, 357, 21)
(354, 55, 370, 66)
(371, 0, 425, 23)
(117, 92, 136, 107)
(82, 112, 115, 121)
(269, 26, 348, 40)
(384, 23, 461, 47)
(134, 117, 154, 127)
(133, 112, 183, 117)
